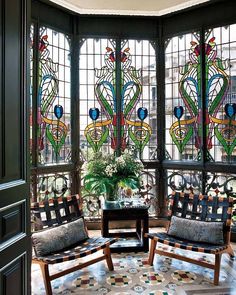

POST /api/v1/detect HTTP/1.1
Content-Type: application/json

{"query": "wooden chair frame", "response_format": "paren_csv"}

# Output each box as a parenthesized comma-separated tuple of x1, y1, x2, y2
(31, 195, 116, 295)
(146, 192, 235, 285)
(34, 246, 113, 295)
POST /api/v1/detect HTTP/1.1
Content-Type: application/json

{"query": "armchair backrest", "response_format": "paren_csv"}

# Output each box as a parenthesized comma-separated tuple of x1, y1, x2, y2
(168, 191, 234, 243)
(31, 194, 83, 231)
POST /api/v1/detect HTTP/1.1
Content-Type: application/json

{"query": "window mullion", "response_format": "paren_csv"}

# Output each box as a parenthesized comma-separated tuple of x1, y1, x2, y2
(115, 38, 122, 156)
(200, 28, 207, 168)
(32, 22, 40, 169)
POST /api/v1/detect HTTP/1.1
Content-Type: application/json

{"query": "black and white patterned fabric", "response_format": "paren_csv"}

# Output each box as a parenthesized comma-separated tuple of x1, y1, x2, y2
(167, 215, 225, 245)
(32, 237, 117, 264)
(32, 217, 88, 256)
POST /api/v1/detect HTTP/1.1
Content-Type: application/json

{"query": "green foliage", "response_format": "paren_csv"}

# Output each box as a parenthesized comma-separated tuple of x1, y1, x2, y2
(82, 150, 144, 197)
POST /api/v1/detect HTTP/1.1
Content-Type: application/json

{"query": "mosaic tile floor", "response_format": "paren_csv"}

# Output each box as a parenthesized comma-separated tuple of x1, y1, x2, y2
(31, 229, 236, 295)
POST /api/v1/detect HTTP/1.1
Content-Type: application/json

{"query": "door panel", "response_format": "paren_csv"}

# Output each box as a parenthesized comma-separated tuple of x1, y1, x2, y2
(1, 253, 26, 295)
(0, 0, 31, 294)
(0, 200, 26, 246)
(1, 0, 21, 181)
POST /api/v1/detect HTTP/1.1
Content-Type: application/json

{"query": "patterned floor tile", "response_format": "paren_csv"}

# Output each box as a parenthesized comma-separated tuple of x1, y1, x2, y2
(132, 284, 147, 293)
(113, 259, 128, 270)
(31, 229, 236, 295)
(72, 275, 98, 288)
(140, 271, 165, 285)
(135, 257, 153, 268)
(171, 270, 197, 283)
(96, 286, 111, 294)
(106, 274, 132, 287)
(128, 267, 139, 274)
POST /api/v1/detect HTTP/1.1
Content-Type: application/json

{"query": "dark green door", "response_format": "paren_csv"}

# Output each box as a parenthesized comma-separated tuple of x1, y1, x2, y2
(0, 0, 31, 294)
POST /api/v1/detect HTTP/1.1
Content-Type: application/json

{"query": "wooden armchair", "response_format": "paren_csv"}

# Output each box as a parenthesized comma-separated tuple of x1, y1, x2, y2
(31, 195, 116, 295)
(145, 192, 235, 285)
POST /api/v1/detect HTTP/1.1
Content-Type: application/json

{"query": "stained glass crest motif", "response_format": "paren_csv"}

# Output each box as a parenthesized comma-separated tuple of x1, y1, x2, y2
(84, 41, 152, 153)
(36, 28, 71, 164)
(168, 33, 203, 159)
(205, 28, 236, 161)
(168, 31, 234, 161)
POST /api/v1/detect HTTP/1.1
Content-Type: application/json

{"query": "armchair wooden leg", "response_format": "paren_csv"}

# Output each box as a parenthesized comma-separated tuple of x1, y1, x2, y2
(148, 239, 157, 266)
(104, 245, 114, 271)
(214, 254, 222, 285)
(39, 262, 53, 295)
(226, 244, 235, 259)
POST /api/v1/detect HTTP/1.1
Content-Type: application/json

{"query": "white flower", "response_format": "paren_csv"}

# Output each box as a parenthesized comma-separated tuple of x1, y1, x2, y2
(115, 155, 126, 167)
(105, 164, 117, 177)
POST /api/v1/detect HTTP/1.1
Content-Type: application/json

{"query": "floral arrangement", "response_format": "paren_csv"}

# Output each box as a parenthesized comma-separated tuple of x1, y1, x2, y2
(82, 150, 144, 201)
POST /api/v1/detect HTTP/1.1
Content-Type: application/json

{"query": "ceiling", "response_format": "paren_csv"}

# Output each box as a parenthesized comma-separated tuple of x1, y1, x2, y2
(49, 0, 210, 16)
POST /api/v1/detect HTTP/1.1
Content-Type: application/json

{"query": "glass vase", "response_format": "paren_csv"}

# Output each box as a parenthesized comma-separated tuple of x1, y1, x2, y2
(105, 185, 119, 203)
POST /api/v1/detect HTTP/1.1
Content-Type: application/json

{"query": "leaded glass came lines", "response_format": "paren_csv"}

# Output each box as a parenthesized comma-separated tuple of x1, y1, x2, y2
(165, 27, 236, 163)
(165, 33, 201, 161)
(37, 28, 71, 165)
(206, 25, 236, 163)
(80, 39, 157, 160)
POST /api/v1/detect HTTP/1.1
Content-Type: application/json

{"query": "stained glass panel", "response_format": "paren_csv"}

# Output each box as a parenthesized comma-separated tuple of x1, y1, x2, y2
(165, 33, 201, 161)
(121, 40, 157, 160)
(37, 27, 71, 165)
(79, 39, 156, 160)
(205, 25, 236, 163)
(79, 38, 115, 159)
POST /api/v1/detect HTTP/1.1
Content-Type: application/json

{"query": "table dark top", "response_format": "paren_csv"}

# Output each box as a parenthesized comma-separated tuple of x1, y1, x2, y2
(102, 201, 149, 211)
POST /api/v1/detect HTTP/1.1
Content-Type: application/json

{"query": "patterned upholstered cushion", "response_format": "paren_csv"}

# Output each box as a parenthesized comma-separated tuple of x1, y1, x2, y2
(167, 215, 224, 245)
(33, 237, 117, 264)
(32, 217, 88, 256)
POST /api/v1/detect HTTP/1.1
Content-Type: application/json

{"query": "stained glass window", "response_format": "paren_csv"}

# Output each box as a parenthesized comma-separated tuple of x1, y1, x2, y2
(120, 40, 157, 160)
(205, 25, 236, 163)
(79, 38, 157, 160)
(79, 38, 115, 159)
(165, 33, 201, 161)
(37, 27, 71, 165)
(29, 8, 236, 219)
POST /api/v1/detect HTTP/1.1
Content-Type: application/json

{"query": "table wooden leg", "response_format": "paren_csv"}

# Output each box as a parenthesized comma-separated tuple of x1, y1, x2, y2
(102, 217, 109, 237)
(136, 219, 141, 238)
(143, 215, 149, 251)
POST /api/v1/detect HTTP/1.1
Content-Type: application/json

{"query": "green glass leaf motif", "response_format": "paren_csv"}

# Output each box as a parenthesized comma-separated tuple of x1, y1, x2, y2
(170, 125, 193, 153)
(128, 127, 150, 152)
(85, 127, 109, 152)
(46, 125, 66, 155)
(214, 126, 236, 156)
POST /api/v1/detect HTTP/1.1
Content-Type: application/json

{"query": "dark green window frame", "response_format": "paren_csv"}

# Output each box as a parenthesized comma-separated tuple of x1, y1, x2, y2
(30, 0, 236, 220)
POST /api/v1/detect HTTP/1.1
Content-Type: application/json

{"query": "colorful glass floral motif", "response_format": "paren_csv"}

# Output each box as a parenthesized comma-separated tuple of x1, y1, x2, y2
(215, 103, 236, 157)
(37, 34, 68, 156)
(169, 33, 235, 160)
(85, 45, 151, 153)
